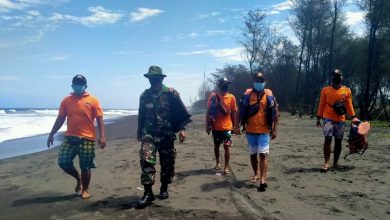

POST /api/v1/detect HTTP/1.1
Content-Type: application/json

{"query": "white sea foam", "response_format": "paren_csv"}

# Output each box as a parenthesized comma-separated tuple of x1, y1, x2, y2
(0, 109, 136, 143)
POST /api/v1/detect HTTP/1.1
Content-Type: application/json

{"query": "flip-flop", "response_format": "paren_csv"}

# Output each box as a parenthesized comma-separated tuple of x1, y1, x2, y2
(320, 167, 329, 173)
(250, 176, 259, 183)
(214, 164, 221, 170)
(223, 170, 231, 175)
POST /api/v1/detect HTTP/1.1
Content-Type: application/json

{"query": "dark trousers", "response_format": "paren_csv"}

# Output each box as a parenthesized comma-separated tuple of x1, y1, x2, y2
(140, 136, 176, 185)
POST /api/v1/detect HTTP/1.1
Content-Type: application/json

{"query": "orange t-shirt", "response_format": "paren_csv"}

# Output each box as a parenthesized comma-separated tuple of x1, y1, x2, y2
(317, 86, 355, 122)
(58, 93, 104, 140)
(245, 89, 273, 134)
(207, 92, 237, 131)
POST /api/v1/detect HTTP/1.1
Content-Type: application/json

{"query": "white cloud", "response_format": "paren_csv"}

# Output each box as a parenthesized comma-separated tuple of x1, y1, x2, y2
(345, 11, 366, 36)
(211, 11, 220, 16)
(267, 0, 293, 16)
(197, 11, 221, 19)
(49, 6, 123, 26)
(272, 0, 293, 11)
(130, 7, 163, 22)
(188, 32, 199, 38)
(0, 75, 22, 81)
(0, 0, 42, 12)
(206, 30, 227, 36)
(177, 47, 244, 62)
(46, 54, 68, 62)
(218, 18, 225, 23)
(345, 11, 365, 26)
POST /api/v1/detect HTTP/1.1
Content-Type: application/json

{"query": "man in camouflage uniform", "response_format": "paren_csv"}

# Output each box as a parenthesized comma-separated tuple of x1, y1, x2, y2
(137, 66, 191, 208)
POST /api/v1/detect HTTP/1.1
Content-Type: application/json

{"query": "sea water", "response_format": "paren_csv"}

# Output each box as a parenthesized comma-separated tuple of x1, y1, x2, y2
(0, 108, 137, 160)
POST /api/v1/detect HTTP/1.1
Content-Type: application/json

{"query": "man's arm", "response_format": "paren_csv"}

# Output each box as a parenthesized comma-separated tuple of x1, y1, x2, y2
(96, 116, 106, 149)
(316, 88, 326, 127)
(47, 116, 66, 148)
(137, 94, 145, 141)
(345, 88, 356, 118)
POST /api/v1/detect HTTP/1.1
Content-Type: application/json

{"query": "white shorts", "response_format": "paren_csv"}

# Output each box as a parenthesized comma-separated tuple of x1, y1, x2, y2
(246, 133, 270, 155)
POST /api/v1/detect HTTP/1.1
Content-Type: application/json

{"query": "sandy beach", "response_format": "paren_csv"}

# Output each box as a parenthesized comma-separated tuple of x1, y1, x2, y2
(0, 113, 389, 219)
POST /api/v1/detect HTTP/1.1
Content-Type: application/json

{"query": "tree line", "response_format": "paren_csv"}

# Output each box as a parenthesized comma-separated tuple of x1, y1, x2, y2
(191, 0, 389, 121)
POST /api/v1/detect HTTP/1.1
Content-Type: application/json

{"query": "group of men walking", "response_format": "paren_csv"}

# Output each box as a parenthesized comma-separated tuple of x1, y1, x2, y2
(47, 66, 356, 208)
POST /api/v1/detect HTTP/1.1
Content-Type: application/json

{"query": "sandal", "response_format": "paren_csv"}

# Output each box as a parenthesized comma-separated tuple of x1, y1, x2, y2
(250, 176, 259, 183)
(320, 166, 329, 173)
(214, 164, 221, 170)
(223, 170, 231, 175)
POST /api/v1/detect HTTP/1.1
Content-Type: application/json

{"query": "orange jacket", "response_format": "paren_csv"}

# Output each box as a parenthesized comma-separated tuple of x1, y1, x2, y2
(317, 86, 355, 122)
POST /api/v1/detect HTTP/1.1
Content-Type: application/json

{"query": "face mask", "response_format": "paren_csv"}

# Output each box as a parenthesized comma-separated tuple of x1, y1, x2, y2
(332, 76, 342, 85)
(254, 82, 265, 91)
(219, 84, 229, 92)
(149, 77, 163, 87)
(72, 84, 86, 95)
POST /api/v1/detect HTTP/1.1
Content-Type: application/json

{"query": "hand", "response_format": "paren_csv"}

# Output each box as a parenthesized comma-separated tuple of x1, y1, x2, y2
(47, 134, 54, 148)
(316, 119, 322, 128)
(98, 136, 106, 149)
(271, 130, 277, 140)
(233, 127, 241, 135)
(241, 125, 246, 133)
(206, 126, 211, 135)
(179, 130, 186, 143)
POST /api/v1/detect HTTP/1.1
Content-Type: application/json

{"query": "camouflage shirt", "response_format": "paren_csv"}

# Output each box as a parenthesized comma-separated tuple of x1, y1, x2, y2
(138, 85, 181, 139)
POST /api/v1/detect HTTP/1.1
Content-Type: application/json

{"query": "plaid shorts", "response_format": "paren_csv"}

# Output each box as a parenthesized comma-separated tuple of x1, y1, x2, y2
(212, 130, 232, 146)
(323, 118, 345, 139)
(58, 136, 95, 170)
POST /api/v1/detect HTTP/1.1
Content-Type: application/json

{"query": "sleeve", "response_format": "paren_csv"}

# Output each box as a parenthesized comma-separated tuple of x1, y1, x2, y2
(207, 93, 213, 109)
(345, 88, 355, 117)
(317, 88, 326, 117)
(58, 98, 67, 117)
(137, 93, 145, 136)
(231, 95, 238, 112)
(93, 98, 104, 118)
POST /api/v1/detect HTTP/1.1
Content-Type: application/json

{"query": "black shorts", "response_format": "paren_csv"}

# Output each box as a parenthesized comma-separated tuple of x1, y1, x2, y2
(212, 130, 232, 146)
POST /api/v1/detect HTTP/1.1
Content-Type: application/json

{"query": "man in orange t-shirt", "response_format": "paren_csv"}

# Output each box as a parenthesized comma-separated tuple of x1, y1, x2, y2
(47, 75, 106, 199)
(238, 72, 278, 192)
(206, 77, 239, 174)
(316, 69, 356, 172)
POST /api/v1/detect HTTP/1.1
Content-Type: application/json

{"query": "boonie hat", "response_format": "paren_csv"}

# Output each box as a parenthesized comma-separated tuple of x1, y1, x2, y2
(72, 75, 87, 85)
(144, 66, 167, 78)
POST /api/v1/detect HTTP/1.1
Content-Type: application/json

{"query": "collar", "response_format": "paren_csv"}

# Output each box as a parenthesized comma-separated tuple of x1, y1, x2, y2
(71, 92, 89, 97)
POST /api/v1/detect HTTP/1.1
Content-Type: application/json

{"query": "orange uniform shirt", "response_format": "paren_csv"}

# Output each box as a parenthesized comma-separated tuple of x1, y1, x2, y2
(317, 86, 355, 122)
(207, 92, 237, 131)
(246, 89, 273, 134)
(58, 93, 103, 140)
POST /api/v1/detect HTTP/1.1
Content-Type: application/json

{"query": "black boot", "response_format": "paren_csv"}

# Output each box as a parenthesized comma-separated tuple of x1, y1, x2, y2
(137, 185, 155, 208)
(159, 183, 169, 200)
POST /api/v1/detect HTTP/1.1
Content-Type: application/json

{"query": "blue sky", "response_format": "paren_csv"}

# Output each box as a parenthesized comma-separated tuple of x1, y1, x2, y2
(0, 0, 364, 109)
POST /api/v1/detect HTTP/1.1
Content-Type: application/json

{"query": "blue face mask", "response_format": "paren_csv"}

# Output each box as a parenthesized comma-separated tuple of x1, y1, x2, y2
(72, 84, 86, 95)
(254, 82, 265, 91)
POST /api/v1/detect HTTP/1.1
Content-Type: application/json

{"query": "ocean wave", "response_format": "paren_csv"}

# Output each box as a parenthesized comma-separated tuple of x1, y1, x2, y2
(0, 110, 6, 114)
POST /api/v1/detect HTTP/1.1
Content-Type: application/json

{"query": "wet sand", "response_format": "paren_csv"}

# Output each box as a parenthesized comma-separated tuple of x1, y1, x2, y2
(0, 113, 389, 219)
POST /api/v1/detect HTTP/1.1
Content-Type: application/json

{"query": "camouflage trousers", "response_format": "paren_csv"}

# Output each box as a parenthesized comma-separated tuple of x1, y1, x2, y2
(140, 135, 176, 185)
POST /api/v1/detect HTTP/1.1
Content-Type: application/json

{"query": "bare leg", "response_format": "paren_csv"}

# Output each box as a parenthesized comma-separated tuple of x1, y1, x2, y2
(259, 153, 268, 184)
(214, 144, 221, 169)
(81, 169, 91, 199)
(250, 154, 258, 177)
(333, 138, 342, 167)
(61, 166, 81, 193)
(322, 137, 332, 170)
(223, 144, 230, 173)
